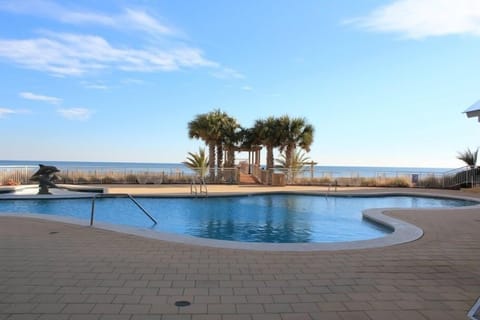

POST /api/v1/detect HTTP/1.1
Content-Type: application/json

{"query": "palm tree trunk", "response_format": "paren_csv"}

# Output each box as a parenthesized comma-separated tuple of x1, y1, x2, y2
(285, 144, 296, 184)
(225, 149, 229, 167)
(229, 147, 235, 167)
(224, 147, 231, 167)
(209, 142, 216, 180)
(226, 147, 235, 182)
(217, 144, 223, 168)
(286, 144, 295, 168)
(266, 145, 274, 185)
(216, 144, 223, 182)
(266, 145, 274, 169)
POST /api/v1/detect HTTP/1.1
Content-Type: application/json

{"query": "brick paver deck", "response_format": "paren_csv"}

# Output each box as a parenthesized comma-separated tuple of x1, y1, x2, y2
(1, 187, 479, 319)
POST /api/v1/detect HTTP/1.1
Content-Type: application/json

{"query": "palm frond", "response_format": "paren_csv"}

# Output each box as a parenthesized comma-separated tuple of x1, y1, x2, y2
(457, 147, 478, 167)
(183, 148, 209, 178)
(276, 149, 311, 170)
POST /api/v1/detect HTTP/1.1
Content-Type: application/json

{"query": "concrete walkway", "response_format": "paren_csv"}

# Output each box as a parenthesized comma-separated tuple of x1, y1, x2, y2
(1, 186, 480, 319)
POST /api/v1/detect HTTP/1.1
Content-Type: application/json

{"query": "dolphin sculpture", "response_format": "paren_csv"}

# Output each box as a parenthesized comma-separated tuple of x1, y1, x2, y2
(30, 164, 60, 194)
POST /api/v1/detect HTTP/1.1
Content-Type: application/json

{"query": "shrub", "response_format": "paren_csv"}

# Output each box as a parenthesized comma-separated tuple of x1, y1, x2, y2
(76, 177, 90, 184)
(359, 178, 377, 187)
(101, 176, 118, 184)
(418, 175, 443, 188)
(294, 177, 333, 186)
(124, 174, 139, 184)
(382, 177, 411, 188)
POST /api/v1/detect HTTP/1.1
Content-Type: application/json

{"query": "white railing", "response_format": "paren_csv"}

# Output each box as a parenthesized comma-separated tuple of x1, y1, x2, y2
(0, 166, 37, 185)
(0, 166, 240, 186)
(0, 164, 475, 189)
(252, 167, 468, 189)
(442, 166, 478, 188)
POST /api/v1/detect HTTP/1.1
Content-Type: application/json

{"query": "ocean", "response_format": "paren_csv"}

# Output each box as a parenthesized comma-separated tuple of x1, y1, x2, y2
(0, 160, 453, 178)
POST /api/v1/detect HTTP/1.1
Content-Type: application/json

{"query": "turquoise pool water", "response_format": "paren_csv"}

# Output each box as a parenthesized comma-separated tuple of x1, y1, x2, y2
(0, 194, 475, 243)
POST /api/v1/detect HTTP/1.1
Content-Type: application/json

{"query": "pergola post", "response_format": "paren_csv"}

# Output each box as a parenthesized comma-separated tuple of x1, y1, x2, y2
(248, 151, 252, 174)
(232, 146, 262, 176)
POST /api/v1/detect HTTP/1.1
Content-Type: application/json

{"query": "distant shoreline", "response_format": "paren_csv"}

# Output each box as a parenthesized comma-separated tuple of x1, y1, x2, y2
(0, 160, 453, 176)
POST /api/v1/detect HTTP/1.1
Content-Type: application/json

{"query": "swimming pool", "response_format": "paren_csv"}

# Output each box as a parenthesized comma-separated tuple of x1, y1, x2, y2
(0, 194, 475, 243)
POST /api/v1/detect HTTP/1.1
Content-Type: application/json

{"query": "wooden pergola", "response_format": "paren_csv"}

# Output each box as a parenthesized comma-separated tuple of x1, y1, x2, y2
(234, 145, 262, 174)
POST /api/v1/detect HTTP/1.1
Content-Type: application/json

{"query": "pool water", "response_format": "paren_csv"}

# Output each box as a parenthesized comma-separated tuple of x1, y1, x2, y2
(0, 194, 475, 243)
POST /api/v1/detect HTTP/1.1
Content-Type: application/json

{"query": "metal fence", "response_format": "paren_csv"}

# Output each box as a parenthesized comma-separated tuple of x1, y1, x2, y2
(442, 166, 480, 189)
(0, 165, 240, 185)
(0, 164, 476, 189)
(0, 166, 37, 185)
(252, 167, 469, 189)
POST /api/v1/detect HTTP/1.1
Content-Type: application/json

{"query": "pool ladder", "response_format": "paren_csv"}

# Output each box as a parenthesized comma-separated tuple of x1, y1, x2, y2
(327, 182, 338, 192)
(326, 180, 338, 198)
(191, 177, 208, 197)
(90, 193, 157, 226)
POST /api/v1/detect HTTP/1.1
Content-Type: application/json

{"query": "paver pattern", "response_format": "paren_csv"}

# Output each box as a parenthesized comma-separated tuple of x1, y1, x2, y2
(0, 187, 479, 320)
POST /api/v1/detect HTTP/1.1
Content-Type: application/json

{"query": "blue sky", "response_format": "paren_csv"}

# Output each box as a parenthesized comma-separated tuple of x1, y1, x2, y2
(0, 0, 479, 168)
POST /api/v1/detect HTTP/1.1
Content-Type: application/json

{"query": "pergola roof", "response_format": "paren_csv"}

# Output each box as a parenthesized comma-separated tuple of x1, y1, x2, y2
(465, 100, 480, 121)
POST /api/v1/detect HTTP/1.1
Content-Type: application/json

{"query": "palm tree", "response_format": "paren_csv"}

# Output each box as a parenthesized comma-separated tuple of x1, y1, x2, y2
(188, 113, 216, 174)
(214, 110, 240, 169)
(183, 148, 209, 179)
(222, 121, 241, 168)
(457, 147, 478, 168)
(207, 109, 226, 169)
(253, 117, 282, 170)
(277, 116, 315, 169)
(276, 149, 311, 183)
(188, 110, 240, 181)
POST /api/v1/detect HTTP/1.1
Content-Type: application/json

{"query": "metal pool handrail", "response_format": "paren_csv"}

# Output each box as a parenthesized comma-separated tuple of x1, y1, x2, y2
(90, 193, 157, 226)
(190, 177, 208, 197)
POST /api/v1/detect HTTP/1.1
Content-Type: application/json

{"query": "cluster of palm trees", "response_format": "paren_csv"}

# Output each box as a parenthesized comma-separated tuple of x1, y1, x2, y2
(252, 115, 314, 170)
(186, 109, 315, 178)
(187, 110, 240, 173)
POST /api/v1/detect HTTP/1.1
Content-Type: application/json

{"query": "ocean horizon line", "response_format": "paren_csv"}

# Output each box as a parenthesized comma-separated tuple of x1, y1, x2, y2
(0, 159, 455, 172)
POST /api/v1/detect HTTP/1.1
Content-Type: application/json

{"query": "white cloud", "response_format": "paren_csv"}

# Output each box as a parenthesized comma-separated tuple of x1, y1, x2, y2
(123, 8, 174, 36)
(242, 86, 253, 91)
(348, 0, 480, 39)
(0, 33, 217, 76)
(121, 78, 147, 85)
(0, 1, 242, 78)
(211, 67, 245, 79)
(0, 1, 174, 36)
(57, 108, 92, 120)
(85, 84, 108, 90)
(80, 80, 110, 90)
(0, 108, 16, 118)
(20, 91, 62, 104)
(58, 10, 115, 26)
